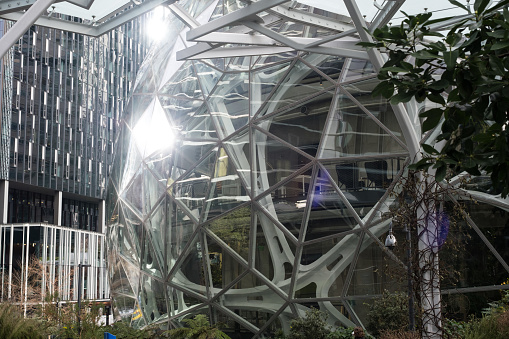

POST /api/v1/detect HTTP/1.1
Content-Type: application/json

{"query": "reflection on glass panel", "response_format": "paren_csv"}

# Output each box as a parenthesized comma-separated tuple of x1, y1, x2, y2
(342, 59, 375, 82)
(167, 287, 204, 316)
(253, 52, 298, 69)
(159, 61, 202, 99)
(195, 61, 222, 97)
(302, 54, 345, 83)
(258, 61, 334, 118)
(440, 202, 509, 289)
(114, 295, 137, 321)
(205, 235, 246, 290)
(174, 235, 208, 296)
(263, 91, 334, 157)
(321, 158, 404, 216)
(209, 73, 249, 138)
(207, 205, 251, 261)
(253, 129, 311, 197)
(171, 142, 218, 184)
(223, 129, 251, 191)
(251, 62, 291, 116)
(203, 148, 249, 221)
(167, 200, 197, 271)
(142, 229, 164, 278)
(459, 176, 501, 195)
(344, 79, 406, 146)
(226, 56, 251, 71)
(118, 205, 142, 264)
(180, 104, 218, 140)
(140, 274, 168, 324)
(305, 176, 359, 241)
(159, 96, 203, 127)
(320, 89, 406, 158)
(278, 21, 305, 37)
(347, 234, 403, 297)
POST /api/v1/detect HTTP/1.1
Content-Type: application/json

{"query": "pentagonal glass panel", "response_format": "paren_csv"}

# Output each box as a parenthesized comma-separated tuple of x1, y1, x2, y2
(109, 259, 134, 296)
(260, 90, 334, 157)
(132, 61, 157, 95)
(223, 128, 251, 192)
(253, 129, 312, 197)
(252, 52, 298, 69)
(251, 62, 292, 116)
(171, 233, 208, 297)
(205, 234, 247, 291)
(206, 205, 251, 261)
(115, 125, 143, 193)
(166, 200, 198, 270)
(145, 152, 173, 186)
(320, 89, 407, 158)
(342, 59, 375, 82)
(106, 181, 119, 224)
(208, 72, 249, 139)
(120, 166, 145, 218)
(170, 169, 211, 224)
(302, 54, 345, 84)
(141, 165, 167, 216)
(118, 204, 142, 265)
(142, 228, 165, 278)
(347, 232, 404, 297)
(159, 61, 202, 99)
(203, 148, 250, 222)
(195, 61, 223, 97)
(171, 141, 218, 182)
(257, 60, 334, 118)
(180, 104, 218, 140)
(139, 274, 168, 324)
(303, 171, 360, 241)
(159, 96, 203, 127)
(122, 259, 141, 298)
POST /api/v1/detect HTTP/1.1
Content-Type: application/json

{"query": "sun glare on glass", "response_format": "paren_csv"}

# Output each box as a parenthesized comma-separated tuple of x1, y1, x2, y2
(146, 6, 169, 43)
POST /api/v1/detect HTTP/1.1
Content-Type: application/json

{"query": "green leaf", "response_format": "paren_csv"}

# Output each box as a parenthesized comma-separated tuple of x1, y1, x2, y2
(474, 0, 490, 14)
(491, 41, 509, 50)
(445, 32, 463, 47)
(428, 79, 450, 91)
(443, 50, 459, 70)
(422, 111, 442, 132)
(435, 164, 447, 182)
(420, 108, 443, 119)
(412, 50, 439, 59)
(428, 93, 446, 105)
(422, 144, 440, 155)
(449, 0, 469, 12)
(485, 0, 509, 14)
(379, 66, 409, 73)
(486, 30, 507, 39)
(390, 91, 415, 105)
(489, 55, 506, 75)
(372, 81, 394, 98)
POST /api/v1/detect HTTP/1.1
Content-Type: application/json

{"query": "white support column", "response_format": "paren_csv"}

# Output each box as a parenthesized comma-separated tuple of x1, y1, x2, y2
(24, 225, 30, 317)
(0, 0, 56, 60)
(0, 181, 9, 224)
(8, 225, 13, 300)
(54, 191, 62, 226)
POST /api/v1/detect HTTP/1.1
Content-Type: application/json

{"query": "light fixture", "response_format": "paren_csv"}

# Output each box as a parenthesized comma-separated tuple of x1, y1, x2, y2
(385, 222, 396, 248)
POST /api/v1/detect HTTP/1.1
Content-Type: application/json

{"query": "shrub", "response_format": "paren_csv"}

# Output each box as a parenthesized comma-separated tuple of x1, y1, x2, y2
(287, 308, 331, 339)
(366, 290, 409, 337)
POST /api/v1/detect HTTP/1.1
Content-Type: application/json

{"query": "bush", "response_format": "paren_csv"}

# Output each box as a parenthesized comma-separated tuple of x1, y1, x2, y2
(287, 308, 331, 339)
(366, 290, 409, 336)
(0, 303, 50, 339)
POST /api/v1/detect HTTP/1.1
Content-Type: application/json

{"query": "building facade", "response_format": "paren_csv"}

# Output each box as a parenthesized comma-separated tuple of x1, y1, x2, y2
(0, 11, 147, 305)
(105, 0, 509, 337)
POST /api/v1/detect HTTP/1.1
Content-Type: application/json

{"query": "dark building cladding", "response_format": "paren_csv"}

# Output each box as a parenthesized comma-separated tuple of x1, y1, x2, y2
(0, 13, 148, 230)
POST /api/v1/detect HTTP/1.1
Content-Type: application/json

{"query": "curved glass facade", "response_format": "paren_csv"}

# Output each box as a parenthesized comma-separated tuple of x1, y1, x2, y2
(106, 0, 509, 336)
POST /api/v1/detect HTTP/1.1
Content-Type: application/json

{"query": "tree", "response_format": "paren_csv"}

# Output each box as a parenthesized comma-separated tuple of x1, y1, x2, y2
(359, 0, 509, 196)
(287, 308, 332, 339)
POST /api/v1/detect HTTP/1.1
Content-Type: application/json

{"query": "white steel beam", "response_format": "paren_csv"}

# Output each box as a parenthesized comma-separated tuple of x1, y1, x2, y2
(182, 45, 294, 59)
(186, 0, 289, 41)
(269, 5, 354, 32)
(168, 2, 200, 29)
(0, 0, 56, 60)
(369, 0, 405, 32)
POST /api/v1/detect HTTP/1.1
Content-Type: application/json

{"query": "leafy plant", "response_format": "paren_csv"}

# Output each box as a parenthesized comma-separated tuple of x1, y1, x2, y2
(287, 308, 331, 339)
(359, 0, 509, 195)
(366, 290, 409, 337)
(165, 314, 231, 339)
(0, 303, 50, 339)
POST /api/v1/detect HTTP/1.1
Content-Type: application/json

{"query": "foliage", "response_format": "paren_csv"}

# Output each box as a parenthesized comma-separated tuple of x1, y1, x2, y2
(359, 0, 509, 195)
(378, 329, 420, 339)
(98, 321, 157, 339)
(165, 314, 231, 339)
(366, 290, 409, 337)
(287, 308, 331, 339)
(0, 303, 50, 339)
(443, 318, 470, 339)
(327, 327, 365, 339)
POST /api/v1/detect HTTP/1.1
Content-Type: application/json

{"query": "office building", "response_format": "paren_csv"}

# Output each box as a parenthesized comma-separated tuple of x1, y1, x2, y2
(0, 6, 147, 305)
